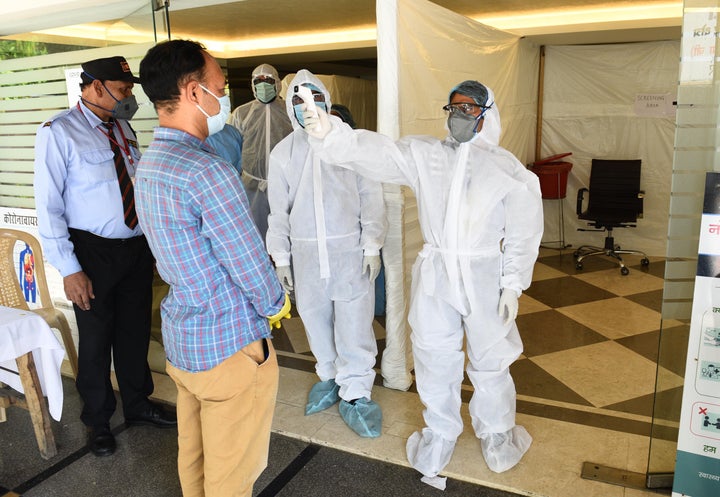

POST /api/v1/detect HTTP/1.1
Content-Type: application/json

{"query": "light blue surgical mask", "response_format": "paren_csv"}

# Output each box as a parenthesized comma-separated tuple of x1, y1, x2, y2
(254, 82, 276, 103)
(294, 101, 327, 128)
(197, 84, 231, 136)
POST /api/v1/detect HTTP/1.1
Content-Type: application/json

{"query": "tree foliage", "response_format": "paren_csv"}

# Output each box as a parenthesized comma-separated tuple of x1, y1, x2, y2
(0, 40, 49, 60)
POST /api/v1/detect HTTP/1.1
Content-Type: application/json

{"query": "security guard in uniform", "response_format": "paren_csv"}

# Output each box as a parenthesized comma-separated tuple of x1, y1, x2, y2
(33, 56, 176, 458)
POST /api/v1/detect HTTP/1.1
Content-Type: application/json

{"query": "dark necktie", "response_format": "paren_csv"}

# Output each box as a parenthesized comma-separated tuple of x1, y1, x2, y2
(103, 121, 138, 229)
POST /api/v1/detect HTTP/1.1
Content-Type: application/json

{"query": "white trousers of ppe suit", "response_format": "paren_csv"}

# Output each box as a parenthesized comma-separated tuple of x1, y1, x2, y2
(406, 250, 523, 478)
(292, 242, 378, 402)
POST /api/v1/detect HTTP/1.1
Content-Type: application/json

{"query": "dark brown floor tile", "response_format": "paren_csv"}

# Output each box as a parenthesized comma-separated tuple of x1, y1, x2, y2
(652, 386, 683, 423)
(510, 358, 593, 406)
(278, 353, 317, 373)
(603, 392, 654, 417)
(625, 289, 663, 312)
(271, 326, 295, 353)
(630, 258, 666, 278)
(657, 324, 690, 377)
(375, 338, 386, 368)
(524, 276, 617, 308)
(602, 386, 683, 423)
(517, 399, 654, 438)
(537, 251, 619, 274)
(517, 309, 609, 356)
(616, 330, 661, 363)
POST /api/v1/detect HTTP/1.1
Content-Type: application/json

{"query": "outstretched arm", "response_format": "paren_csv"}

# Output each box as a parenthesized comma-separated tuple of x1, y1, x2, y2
(303, 105, 417, 188)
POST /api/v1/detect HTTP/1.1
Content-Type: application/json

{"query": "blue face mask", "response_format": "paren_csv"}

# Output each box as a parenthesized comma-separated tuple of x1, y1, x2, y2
(294, 102, 327, 128)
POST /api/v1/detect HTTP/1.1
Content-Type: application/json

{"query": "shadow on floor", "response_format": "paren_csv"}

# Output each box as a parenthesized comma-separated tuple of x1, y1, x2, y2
(1, 377, 522, 497)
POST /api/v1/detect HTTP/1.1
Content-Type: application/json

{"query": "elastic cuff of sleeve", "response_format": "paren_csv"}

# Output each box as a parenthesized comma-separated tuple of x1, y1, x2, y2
(272, 254, 291, 266)
(268, 293, 291, 320)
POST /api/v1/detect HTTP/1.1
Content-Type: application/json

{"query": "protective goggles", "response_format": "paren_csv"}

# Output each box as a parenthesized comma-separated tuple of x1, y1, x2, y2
(291, 92, 326, 105)
(253, 76, 275, 86)
(442, 102, 492, 116)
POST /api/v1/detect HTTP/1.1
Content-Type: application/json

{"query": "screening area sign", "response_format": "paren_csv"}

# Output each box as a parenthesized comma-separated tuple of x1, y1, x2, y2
(673, 172, 720, 496)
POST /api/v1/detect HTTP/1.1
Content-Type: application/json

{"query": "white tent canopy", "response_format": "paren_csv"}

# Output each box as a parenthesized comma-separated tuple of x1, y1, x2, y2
(374, 0, 676, 387)
(0, 0, 678, 390)
(376, 0, 540, 388)
(0, 0, 244, 36)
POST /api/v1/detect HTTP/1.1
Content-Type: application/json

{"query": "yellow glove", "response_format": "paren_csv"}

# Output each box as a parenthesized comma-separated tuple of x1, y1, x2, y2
(268, 293, 292, 329)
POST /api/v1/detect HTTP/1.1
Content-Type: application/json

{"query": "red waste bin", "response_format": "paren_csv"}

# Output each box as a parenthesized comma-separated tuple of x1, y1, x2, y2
(529, 152, 573, 199)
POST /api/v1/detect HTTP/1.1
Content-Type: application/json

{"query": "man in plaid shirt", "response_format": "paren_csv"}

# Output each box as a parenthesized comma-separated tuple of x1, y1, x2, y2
(135, 40, 289, 497)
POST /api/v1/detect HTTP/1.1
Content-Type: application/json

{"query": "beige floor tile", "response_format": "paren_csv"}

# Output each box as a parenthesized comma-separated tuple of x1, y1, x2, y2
(149, 370, 177, 406)
(519, 293, 551, 315)
(282, 316, 311, 353)
(530, 341, 660, 407)
(572, 269, 665, 296)
(372, 319, 387, 339)
(557, 297, 662, 339)
(277, 363, 315, 408)
(656, 366, 685, 393)
(95, 361, 667, 497)
(532, 261, 568, 281)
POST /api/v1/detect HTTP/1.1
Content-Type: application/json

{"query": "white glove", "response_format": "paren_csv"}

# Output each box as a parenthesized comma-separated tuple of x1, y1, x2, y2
(275, 265, 294, 293)
(497, 288, 519, 326)
(302, 104, 331, 140)
(362, 255, 382, 281)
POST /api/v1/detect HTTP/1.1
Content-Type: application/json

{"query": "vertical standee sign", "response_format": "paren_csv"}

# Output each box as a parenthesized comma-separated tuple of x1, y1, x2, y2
(673, 172, 720, 496)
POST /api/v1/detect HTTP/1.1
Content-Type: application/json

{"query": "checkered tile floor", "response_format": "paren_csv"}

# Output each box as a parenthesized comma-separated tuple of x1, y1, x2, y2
(272, 248, 685, 440)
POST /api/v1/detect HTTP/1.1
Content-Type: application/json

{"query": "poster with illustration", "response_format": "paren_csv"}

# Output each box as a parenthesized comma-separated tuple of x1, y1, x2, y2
(0, 206, 65, 308)
(673, 172, 720, 497)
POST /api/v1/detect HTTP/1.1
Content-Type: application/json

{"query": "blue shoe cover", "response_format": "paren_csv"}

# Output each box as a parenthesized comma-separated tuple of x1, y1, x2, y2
(339, 398, 382, 438)
(305, 379, 340, 415)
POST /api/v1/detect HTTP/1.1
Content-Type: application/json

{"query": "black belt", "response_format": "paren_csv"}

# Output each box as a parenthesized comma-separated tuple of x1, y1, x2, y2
(68, 228, 145, 247)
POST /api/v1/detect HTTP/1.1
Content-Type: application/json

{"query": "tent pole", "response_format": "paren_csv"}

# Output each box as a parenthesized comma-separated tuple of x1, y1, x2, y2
(535, 45, 546, 162)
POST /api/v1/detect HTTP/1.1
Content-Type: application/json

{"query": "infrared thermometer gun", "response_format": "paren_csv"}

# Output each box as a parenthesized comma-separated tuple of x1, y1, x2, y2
(294, 85, 322, 134)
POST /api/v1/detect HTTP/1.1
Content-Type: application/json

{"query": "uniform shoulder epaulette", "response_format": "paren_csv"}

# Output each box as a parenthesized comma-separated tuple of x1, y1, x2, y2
(42, 121, 52, 127)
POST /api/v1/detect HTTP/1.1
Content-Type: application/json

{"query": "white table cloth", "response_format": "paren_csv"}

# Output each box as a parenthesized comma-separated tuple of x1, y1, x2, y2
(0, 305, 65, 420)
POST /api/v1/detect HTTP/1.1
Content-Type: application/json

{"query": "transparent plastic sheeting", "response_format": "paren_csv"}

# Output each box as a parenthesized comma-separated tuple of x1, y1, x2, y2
(374, 0, 539, 389)
(280, 74, 377, 131)
(375, 0, 678, 390)
(541, 42, 678, 256)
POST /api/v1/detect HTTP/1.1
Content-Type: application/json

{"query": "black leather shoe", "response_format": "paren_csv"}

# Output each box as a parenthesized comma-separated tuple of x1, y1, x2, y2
(125, 403, 177, 428)
(87, 426, 116, 457)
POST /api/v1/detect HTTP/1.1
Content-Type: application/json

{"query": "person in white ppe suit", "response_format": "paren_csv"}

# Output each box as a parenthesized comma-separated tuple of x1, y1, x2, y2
(300, 80, 543, 486)
(229, 64, 293, 238)
(266, 70, 387, 438)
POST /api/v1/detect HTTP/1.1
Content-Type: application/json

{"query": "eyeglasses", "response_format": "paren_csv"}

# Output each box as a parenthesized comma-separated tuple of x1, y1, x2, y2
(253, 76, 275, 86)
(442, 102, 490, 116)
(291, 92, 325, 105)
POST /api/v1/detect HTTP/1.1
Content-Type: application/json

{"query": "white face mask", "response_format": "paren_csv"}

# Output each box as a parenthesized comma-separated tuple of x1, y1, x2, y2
(196, 84, 231, 136)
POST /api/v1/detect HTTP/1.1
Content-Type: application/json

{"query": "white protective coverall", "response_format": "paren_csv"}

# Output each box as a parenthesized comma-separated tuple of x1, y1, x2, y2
(229, 64, 293, 238)
(266, 70, 387, 402)
(307, 86, 543, 480)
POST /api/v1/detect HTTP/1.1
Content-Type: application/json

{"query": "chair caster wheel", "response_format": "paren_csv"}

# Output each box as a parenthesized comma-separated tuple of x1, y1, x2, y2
(576, 262, 583, 270)
(621, 267, 630, 276)
(641, 258, 650, 266)
(573, 250, 580, 258)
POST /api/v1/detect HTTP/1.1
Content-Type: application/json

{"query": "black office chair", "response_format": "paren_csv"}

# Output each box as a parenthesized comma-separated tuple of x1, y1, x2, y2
(573, 159, 650, 275)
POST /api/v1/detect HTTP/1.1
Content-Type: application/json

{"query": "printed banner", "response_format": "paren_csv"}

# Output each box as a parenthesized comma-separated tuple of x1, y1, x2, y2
(673, 172, 720, 496)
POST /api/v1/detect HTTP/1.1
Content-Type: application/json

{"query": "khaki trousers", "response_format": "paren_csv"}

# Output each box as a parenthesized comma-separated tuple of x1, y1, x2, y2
(166, 338, 278, 497)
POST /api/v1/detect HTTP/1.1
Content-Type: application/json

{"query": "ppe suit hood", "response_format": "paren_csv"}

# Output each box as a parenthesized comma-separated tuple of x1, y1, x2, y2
(251, 63, 282, 100)
(445, 85, 502, 148)
(285, 70, 332, 131)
